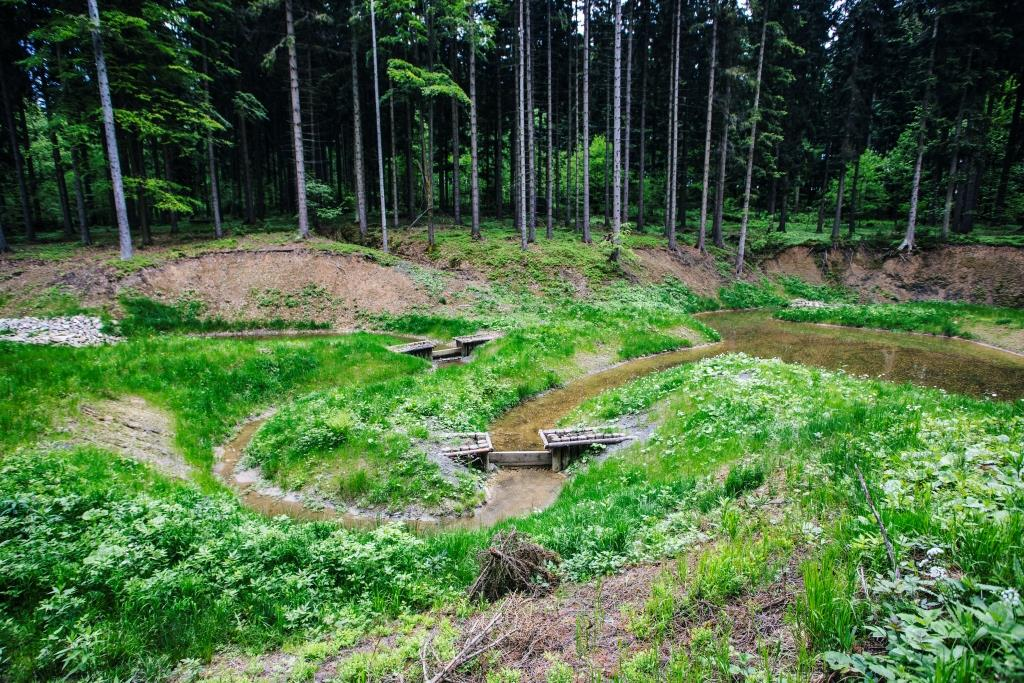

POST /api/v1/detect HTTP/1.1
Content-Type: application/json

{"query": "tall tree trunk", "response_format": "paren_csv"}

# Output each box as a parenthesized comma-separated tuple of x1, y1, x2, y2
(405, 103, 415, 216)
(131, 137, 151, 245)
(621, 0, 633, 224)
(495, 81, 503, 218)
(604, 86, 610, 227)
(712, 76, 730, 248)
(389, 83, 400, 226)
(44, 111, 74, 238)
(831, 159, 847, 245)
(203, 53, 223, 238)
(847, 152, 861, 237)
(88, 0, 132, 257)
(525, 0, 536, 241)
(666, 0, 681, 249)
(545, 0, 553, 238)
(637, 28, 648, 233)
(163, 147, 179, 233)
(351, 20, 368, 239)
(995, 69, 1024, 212)
(450, 45, 461, 226)
(611, 0, 622, 261)
(901, 14, 939, 252)
(70, 145, 90, 244)
(815, 143, 831, 233)
(0, 63, 35, 242)
(469, 11, 481, 239)
(581, 0, 591, 243)
(517, 0, 528, 248)
(941, 90, 967, 241)
(778, 173, 789, 232)
(239, 113, 255, 224)
(285, 0, 310, 238)
(697, 5, 717, 252)
(20, 107, 41, 227)
(734, 8, 767, 276)
(370, 0, 388, 251)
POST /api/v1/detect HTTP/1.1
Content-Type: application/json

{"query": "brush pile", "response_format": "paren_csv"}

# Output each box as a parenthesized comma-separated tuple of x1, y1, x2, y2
(468, 530, 560, 601)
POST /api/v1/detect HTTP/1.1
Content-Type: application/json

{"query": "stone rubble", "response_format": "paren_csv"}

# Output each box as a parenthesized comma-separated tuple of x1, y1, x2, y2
(788, 298, 832, 309)
(0, 315, 121, 347)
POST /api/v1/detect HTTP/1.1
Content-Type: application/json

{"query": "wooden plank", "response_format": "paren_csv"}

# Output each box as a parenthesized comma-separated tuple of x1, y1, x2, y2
(388, 339, 437, 354)
(490, 450, 552, 467)
(453, 330, 503, 346)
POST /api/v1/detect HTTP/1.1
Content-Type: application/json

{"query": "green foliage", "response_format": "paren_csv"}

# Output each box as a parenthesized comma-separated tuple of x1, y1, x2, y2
(0, 448, 456, 680)
(775, 302, 967, 337)
(368, 312, 480, 340)
(722, 462, 766, 497)
(775, 275, 858, 303)
(617, 332, 690, 360)
(386, 59, 469, 105)
(795, 549, 860, 651)
(718, 280, 789, 309)
(117, 295, 330, 336)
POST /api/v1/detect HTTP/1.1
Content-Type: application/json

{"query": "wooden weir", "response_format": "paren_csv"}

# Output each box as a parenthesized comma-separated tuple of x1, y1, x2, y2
(539, 428, 631, 472)
(439, 432, 493, 470)
(387, 339, 437, 359)
(453, 331, 503, 358)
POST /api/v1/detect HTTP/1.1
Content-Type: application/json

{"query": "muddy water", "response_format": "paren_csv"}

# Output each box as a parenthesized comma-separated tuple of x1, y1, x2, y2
(219, 312, 1024, 528)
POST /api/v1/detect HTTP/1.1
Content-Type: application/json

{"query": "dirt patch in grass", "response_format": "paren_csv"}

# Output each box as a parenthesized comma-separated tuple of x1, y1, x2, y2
(964, 322, 1024, 355)
(631, 247, 725, 298)
(67, 396, 190, 479)
(122, 249, 433, 325)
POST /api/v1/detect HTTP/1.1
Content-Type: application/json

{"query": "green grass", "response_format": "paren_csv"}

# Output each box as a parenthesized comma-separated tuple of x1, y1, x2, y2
(775, 301, 968, 337)
(116, 294, 332, 336)
(774, 275, 859, 303)
(718, 279, 789, 309)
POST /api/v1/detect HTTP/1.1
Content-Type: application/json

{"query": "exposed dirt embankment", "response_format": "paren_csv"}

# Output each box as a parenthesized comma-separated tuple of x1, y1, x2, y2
(122, 249, 433, 324)
(630, 245, 725, 297)
(763, 244, 1024, 307)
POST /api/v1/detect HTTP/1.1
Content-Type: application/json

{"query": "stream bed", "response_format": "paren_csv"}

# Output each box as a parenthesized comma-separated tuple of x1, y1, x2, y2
(219, 311, 1024, 529)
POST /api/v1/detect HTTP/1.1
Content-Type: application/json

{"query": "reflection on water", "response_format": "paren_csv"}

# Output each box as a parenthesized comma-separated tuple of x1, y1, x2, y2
(219, 312, 1024, 528)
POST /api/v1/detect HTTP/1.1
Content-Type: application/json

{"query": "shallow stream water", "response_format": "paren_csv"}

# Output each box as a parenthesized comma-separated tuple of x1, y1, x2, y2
(219, 312, 1024, 528)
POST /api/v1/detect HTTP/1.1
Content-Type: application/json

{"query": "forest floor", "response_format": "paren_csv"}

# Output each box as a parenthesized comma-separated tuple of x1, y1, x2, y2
(1, 218, 1023, 681)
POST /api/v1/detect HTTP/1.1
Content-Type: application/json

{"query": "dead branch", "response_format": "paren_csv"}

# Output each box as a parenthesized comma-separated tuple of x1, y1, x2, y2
(855, 464, 900, 579)
(421, 601, 519, 683)
(468, 531, 560, 602)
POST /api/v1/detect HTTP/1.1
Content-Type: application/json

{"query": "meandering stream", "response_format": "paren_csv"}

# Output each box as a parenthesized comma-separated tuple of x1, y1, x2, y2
(218, 311, 1024, 528)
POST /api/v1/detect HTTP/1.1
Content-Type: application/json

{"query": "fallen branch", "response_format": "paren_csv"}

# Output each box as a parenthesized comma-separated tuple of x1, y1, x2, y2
(421, 600, 518, 683)
(468, 530, 560, 602)
(855, 464, 900, 579)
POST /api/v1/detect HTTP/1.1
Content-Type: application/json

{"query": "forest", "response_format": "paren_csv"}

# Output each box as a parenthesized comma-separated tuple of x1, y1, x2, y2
(2, 0, 1024, 681)
(1, 0, 1023, 265)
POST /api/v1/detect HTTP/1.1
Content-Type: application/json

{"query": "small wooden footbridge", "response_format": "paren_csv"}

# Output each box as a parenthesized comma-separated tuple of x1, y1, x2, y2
(388, 330, 503, 363)
(441, 428, 631, 473)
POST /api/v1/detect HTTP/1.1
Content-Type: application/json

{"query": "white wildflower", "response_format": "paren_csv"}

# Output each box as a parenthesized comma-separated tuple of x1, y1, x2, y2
(926, 547, 944, 558)
(1001, 588, 1021, 608)
(927, 566, 948, 580)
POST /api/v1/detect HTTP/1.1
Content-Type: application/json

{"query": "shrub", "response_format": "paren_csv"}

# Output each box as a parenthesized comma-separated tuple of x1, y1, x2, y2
(718, 280, 788, 309)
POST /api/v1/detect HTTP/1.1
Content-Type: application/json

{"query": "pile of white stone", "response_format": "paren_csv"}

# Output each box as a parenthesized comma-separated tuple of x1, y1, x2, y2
(0, 315, 121, 347)
(788, 298, 832, 309)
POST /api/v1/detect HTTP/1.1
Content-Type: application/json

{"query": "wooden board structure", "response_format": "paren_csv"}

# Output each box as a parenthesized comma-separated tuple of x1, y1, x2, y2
(387, 339, 437, 359)
(539, 427, 631, 472)
(439, 432, 493, 470)
(453, 331, 504, 357)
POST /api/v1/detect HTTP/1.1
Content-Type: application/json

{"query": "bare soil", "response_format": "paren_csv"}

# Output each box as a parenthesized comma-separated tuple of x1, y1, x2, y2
(631, 246, 725, 297)
(67, 396, 190, 479)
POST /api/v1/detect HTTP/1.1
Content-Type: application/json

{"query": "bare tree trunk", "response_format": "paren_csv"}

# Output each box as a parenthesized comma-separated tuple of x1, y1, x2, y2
(697, 5, 717, 252)
(666, 0, 681, 249)
(815, 143, 831, 233)
(611, 0, 622, 261)
(239, 113, 255, 223)
(712, 77, 730, 248)
(1, 67, 34, 242)
(469, 12, 481, 239)
(370, 0, 388, 251)
(996, 69, 1023, 212)
(941, 88, 967, 241)
(88, 0, 132, 257)
(637, 26, 647, 233)
(285, 0, 310, 238)
(495, 79, 503, 219)
(545, 0, 553, 238)
(734, 8, 767, 276)
(621, 0, 632, 224)
(45, 117, 74, 238)
(351, 18, 368, 239)
(847, 152, 861, 236)
(389, 82, 400, 226)
(901, 15, 939, 252)
(582, 0, 591, 243)
(831, 146, 847, 245)
(526, 0, 536, 241)
(203, 52, 223, 238)
(450, 46, 461, 226)
(70, 145, 90, 244)
(517, 0, 528, 248)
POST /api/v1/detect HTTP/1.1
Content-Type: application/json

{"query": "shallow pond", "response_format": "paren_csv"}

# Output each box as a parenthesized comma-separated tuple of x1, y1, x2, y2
(220, 311, 1024, 528)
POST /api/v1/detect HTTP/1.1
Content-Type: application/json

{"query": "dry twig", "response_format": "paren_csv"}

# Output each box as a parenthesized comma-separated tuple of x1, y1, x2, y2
(855, 464, 901, 579)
